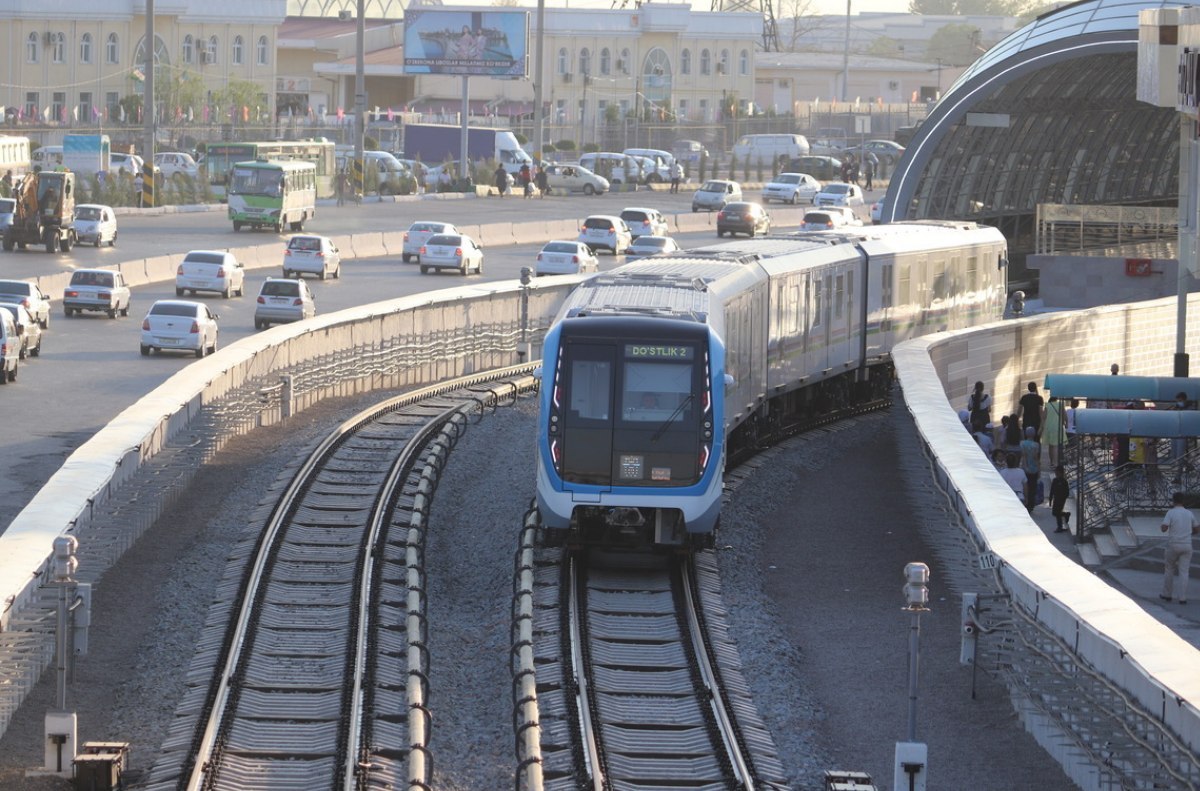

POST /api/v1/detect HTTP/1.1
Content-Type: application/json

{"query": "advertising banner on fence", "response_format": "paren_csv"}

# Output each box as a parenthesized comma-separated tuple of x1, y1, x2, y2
(404, 8, 528, 77)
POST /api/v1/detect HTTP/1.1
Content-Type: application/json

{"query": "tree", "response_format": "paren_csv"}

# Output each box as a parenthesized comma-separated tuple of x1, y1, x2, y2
(211, 79, 266, 124)
(778, 0, 829, 51)
(909, 0, 956, 13)
(911, 0, 1030, 12)
(155, 69, 205, 119)
(866, 36, 905, 59)
(926, 22, 984, 66)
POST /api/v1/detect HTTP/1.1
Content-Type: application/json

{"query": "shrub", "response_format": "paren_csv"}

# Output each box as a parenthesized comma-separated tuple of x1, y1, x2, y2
(514, 132, 528, 145)
(582, 142, 600, 153)
(698, 153, 708, 182)
(556, 139, 576, 151)
(727, 154, 738, 180)
(543, 142, 557, 153)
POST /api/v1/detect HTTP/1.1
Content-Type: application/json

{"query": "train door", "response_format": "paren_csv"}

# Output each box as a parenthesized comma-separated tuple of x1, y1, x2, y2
(559, 342, 615, 487)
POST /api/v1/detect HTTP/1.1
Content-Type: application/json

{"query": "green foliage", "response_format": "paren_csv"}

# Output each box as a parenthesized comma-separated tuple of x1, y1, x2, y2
(365, 135, 379, 151)
(514, 132, 528, 145)
(155, 68, 205, 118)
(926, 22, 984, 66)
(728, 154, 738, 181)
(556, 139, 576, 151)
(582, 142, 601, 153)
(210, 79, 265, 123)
(542, 142, 557, 153)
(604, 104, 620, 124)
(867, 36, 904, 58)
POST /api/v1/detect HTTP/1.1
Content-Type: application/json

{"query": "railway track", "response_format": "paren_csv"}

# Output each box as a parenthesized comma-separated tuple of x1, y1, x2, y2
(139, 365, 538, 791)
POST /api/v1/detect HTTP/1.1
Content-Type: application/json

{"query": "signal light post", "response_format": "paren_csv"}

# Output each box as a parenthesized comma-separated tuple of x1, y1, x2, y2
(894, 561, 929, 791)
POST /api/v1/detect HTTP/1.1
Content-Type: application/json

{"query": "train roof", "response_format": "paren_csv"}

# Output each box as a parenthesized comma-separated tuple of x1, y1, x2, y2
(558, 257, 761, 322)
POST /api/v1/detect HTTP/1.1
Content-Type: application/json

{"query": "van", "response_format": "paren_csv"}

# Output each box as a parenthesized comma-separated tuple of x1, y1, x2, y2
(31, 145, 63, 171)
(579, 152, 657, 185)
(731, 134, 810, 167)
(621, 148, 675, 182)
(335, 150, 411, 194)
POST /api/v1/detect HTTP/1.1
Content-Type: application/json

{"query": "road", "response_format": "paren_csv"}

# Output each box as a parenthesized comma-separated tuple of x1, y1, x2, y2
(0, 187, 867, 535)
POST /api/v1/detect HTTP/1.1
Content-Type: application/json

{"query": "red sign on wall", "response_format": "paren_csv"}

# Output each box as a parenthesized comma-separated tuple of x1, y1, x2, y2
(1125, 258, 1153, 277)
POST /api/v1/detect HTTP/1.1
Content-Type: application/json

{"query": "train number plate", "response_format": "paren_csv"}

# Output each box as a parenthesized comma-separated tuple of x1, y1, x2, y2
(619, 455, 643, 479)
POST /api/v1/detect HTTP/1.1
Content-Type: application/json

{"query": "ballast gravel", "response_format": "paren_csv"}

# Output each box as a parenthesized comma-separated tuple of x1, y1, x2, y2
(0, 394, 1074, 790)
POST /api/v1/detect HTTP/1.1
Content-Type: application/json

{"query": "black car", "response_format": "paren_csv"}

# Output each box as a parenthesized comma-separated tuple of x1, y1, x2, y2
(785, 155, 842, 181)
(716, 202, 771, 237)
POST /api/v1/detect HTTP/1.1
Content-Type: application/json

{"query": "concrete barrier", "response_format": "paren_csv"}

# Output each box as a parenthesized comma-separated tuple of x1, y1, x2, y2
(476, 222, 515, 248)
(352, 231, 388, 260)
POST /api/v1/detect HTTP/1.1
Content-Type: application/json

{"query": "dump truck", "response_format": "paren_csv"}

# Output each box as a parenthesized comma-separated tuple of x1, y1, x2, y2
(2, 170, 76, 253)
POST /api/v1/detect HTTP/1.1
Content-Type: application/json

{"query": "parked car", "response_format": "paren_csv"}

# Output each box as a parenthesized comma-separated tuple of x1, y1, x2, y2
(63, 268, 131, 318)
(73, 204, 118, 247)
(785, 156, 843, 181)
(626, 235, 682, 259)
(140, 300, 219, 357)
(0, 279, 51, 328)
(403, 221, 459, 263)
(692, 180, 742, 212)
(418, 233, 484, 275)
(0, 302, 42, 359)
(761, 173, 822, 205)
(577, 214, 633, 255)
(542, 164, 608, 195)
(732, 133, 810, 166)
(175, 250, 246, 298)
(814, 182, 866, 207)
(109, 152, 143, 176)
(0, 309, 19, 383)
(841, 139, 906, 165)
(0, 198, 14, 234)
(619, 207, 669, 238)
(800, 207, 863, 231)
(283, 235, 341, 280)
(396, 158, 432, 187)
(535, 240, 600, 276)
(809, 138, 850, 156)
(671, 139, 709, 164)
(254, 277, 316, 329)
(717, 202, 772, 237)
(153, 152, 200, 179)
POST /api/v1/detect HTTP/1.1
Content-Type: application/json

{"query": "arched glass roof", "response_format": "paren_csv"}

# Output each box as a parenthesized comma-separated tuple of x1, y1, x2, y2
(883, 0, 1191, 283)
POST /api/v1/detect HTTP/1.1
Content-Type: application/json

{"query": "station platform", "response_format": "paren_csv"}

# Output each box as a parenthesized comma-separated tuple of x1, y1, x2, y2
(1026, 495, 1200, 650)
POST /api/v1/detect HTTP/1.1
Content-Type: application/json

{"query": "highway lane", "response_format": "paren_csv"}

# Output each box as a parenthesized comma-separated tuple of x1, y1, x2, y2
(0, 199, 766, 536)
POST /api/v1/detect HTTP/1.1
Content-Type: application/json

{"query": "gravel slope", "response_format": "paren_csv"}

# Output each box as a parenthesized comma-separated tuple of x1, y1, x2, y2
(0, 397, 1075, 790)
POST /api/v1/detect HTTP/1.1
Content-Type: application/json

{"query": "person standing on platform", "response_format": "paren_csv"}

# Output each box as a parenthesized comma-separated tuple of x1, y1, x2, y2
(967, 380, 992, 434)
(1000, 453, 1026, 499)
(133, 172, 144, 208)
(1049, 465, 1071, 533)
(670, 161, 683, 193)
(1018, 381, 1045, 437)
(1043, 397, 1064, 468)
(1020, 426, 1042, 510)
(1160, 492, 1198, 603)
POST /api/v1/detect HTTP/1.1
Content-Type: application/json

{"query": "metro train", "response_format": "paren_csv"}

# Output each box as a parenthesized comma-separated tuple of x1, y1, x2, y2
(535, 221, 1009, 550)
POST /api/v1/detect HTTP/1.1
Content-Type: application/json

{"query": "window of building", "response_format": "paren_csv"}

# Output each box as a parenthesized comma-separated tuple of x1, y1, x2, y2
(257, 35, 269, 66)
(698, 98, 708, 120)
(51, 92, 65, 123)
(24, 92, 38, 119)
(207, 36, 218, 64)
(680, 48, 691, 75)
(600, 48, 610, 75)
(555, 98, 567, 123)
(739, 48, 749, 75)
(579, 47, 590, 77)
(719, 49, 729, 75)
(557, 47, 568, 75)
(53, 32, 65, 64)
(232, 35, 243, 65)
(79, 92, 93, 122)
(80, 33, 92, 64)
(105, 91, 119, 119)
(700, 49, 710, 75)
(27, 32, 38, 63)
(620, 48, 630, 74)
(106, 33, 118, 64)
(182, 35, 193, 64)
(678, 98, 688, 120)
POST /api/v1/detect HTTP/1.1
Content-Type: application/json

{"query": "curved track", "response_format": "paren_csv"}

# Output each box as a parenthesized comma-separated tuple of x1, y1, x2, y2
(157, 366, 538, 791)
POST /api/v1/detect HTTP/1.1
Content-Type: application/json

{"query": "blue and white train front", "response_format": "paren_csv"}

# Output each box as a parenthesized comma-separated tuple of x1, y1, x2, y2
(536, 316, 726, 549)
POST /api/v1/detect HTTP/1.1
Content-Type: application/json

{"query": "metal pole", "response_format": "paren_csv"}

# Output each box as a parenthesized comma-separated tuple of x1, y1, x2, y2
(1177, 258, 1190, 377)
(144, 0, 155, 169)
(907, 609, 920, 741)
(840, 0, 850, 102)
(460, 76, 470, 181)
(354, 0, 365, 206)
(533, 0, 545, 161)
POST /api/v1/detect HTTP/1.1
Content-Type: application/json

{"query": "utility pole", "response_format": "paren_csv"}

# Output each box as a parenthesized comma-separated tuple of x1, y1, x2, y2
(354, 0, 366, 205)
(533, 0, 546, 162)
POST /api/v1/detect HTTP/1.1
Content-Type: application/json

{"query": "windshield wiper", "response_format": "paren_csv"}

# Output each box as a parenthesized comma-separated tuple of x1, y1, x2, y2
(650, 394, 694, 442)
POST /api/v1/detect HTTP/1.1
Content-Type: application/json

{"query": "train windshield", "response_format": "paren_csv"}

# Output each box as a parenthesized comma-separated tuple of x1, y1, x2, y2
(558, 339, 704, 487)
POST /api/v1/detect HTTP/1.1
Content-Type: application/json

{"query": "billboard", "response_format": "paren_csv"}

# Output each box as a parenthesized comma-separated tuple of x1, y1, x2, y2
(404, 8, 528, 77)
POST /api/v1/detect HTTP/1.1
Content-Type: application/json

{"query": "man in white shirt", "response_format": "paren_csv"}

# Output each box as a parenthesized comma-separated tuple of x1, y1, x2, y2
(999, 454, 1026, 498)
(1160, 492, 1198, 603)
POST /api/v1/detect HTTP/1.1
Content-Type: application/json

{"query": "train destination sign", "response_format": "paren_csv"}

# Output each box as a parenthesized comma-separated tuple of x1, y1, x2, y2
(625, 344, 694, 360)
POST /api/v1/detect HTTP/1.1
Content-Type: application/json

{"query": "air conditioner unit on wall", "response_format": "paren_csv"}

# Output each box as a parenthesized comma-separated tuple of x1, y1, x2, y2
(202, 52, 214, 64)
(563, 72, 572, 83)
(43, 32, 53, 46)
(888, 80, 899, 90)
(616, 59, 625, 71)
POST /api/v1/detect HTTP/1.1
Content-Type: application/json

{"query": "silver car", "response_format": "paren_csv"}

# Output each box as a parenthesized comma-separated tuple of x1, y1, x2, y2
(0, 302, 42, 359)
(140, 300, 219, 357)
(626, 235, 682, 259)
(403, 221, 458, 263)
(419, 233, 484, 275)
(283, 235, 341, 280)
(254, 277, 316, 329)
(535, 241, 599, 276)
(0, 279, 51, 328)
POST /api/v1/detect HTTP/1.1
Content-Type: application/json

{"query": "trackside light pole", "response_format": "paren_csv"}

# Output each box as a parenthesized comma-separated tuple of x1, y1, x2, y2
(894, 561, 929, 791)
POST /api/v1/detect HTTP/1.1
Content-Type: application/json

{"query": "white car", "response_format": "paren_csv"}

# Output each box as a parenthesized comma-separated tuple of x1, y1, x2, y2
(175, 250, 245, 298)
(761, 173, 822, 205)
(535, 241, 600, 276)
(153, 152, 200, 179)
(692, 180, 742, 212)
(403, 221, 459, 263)
(73, 204, 118, 247)
(140, 300, 219, 358)
(419, 233, 484, 275)
(255, 277, 316, 329)
(578, 215, 633, 255)
(813, 182, 865, 208)
(626, 235, 682, 259)
(283, 235, 341, 280)
(542, 164, 608, 195)
(619, 208, 669, 238)
(110, 152, 144, 176)
(0, 279, 51, 328)
(799, 207, 863, 231)
(0, 302, 42, 359)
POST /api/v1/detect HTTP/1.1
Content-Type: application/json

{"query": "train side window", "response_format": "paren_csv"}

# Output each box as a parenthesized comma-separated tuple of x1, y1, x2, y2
(835, 274, 845, 319)
(966, 255, 978, 291)
(812, 276, 822, 327)
(898, 263, 910, 304)
(881, 263, 893, 308)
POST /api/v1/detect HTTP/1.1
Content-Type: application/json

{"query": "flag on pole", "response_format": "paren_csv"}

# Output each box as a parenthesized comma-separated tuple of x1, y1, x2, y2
(43, 106, 50, 122)
(242, 105, 249, 122)
(202, 105, 209, 122)
(92, 106, 100, 120)
(387, 107, 394, 122)
(72, 106, 79, 122)
(336, 107, 344, 121)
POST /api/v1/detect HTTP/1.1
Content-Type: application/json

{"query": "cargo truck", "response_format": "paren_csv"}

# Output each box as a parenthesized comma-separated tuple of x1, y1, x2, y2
(401, 124, 532, 176)
(62, 134, 111, 177)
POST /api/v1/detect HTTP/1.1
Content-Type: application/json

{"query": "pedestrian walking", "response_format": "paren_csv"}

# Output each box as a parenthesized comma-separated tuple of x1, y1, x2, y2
(535, 166, 549, 198)
(863, 155, 876, 191)
(133, 172, 145, 208)
(1018, 381, 1045, 437)
(0, 169, 12, 197)
(1049, 465, 1071, 533)
(1159, 492, 1198, 603)
(519, 163, 532, 198)
(336, 169, 347, 206)
(967, 380, 991, 434)
(670, 162, 683, 193)
(1020, 426, 1041, 510)
(494, 164, 509, 197)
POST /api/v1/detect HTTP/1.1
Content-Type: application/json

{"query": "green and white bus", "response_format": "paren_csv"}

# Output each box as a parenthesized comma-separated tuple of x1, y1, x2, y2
(227, 160, 316, 233)
(204, 139, 336, 196)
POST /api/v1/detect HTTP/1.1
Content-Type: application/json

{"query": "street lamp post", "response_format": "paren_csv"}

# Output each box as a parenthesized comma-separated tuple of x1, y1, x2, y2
(894, 561, 929, 791)
(354, 0, 366, 206)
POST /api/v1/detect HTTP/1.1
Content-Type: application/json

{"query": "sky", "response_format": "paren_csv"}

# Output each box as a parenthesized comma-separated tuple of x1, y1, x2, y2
(808, 0, 912, 14)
